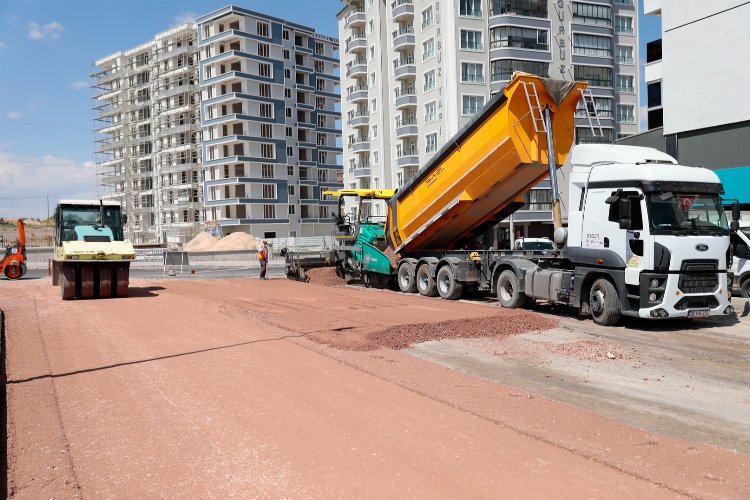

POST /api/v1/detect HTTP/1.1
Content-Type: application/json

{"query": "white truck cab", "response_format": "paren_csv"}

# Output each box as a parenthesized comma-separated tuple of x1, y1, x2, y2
(731, 221, 750, 297)
(565, 145, 734, 320)
(514, 237, 556, 250)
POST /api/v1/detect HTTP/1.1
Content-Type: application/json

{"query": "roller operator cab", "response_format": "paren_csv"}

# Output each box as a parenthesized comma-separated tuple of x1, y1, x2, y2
(553, 144, 736, 323)
(52, 200, 135, 300)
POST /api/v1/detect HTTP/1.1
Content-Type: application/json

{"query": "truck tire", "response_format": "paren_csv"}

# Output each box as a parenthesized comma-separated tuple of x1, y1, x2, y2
(99, 265, 113, 298)
(741, 278, 750, 299)
(397, 262, 417, 293)
(436, 266, 463, 300)
(115, 264, 129, 298)
(589, 278, 621, 326)
(416, 264, 438, 297)
(60, 263, 76, 300)
(496, 269, 526, 309)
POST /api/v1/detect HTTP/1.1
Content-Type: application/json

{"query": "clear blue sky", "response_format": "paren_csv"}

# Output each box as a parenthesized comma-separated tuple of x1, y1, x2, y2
(0, 1, 660, 219)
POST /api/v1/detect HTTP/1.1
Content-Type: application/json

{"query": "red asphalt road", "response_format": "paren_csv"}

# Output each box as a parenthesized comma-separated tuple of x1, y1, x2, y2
(3, 277, 749, 498)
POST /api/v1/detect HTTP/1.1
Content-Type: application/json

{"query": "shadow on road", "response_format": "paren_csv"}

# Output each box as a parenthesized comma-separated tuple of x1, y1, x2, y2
(127, 286, 166, 298)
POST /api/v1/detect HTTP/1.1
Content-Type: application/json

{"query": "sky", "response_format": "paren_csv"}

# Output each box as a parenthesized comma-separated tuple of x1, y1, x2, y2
(0, 0, 660, 219)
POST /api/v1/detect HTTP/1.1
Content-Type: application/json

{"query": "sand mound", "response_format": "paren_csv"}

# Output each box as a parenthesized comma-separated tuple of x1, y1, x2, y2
(184, 232, 219, 252)
(212, 231, 260, 251)
(305, 267, 345, 286)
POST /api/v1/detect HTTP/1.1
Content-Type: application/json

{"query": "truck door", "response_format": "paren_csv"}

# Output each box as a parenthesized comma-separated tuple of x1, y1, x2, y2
(610, 191, 647, 286)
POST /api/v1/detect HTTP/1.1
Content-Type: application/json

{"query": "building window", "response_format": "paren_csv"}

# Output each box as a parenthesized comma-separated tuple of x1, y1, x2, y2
(257, 21, 269, 38)
(576, 127, 614, 144)
(647, 81, 661, 108)
(462, 95, 485, 116)
(288, 184, 295, 195)
(258, 62, 272, 78)
(616, 74, 634, 93)
(460, 30, 483, 50)
(283, 49, 290, 60)
(461, 63, 484, 83)
(426, 133, 438, 154)
(490, 26, 548, 50)
(287, 146, 294, 157)
(576, 96, 613, 118)
(423, 70, 436, 91)
(318, 169, 327, 182)
(259, 102, 273, 118)
(315, 96, 326, 109)
(425, 101, 436, 123)
(615, 15, 633, 34)
(315, 41, 324, 55)
(459, 0, 482, 17)
(616, 45, 634, 64)
(262, 184, 276, 198)
(491, 59, 549, 81)
(490, 0, 548, 17)
(284, 68, 291, 79)
(287, 165, 294, 176)
(257, 42, 270, 57)
(285, 107, 292, 118)
(288, 204, 295, 215)
(572, 34, 612, 57)
(315, 60, 324, 73)
(572, 2, 612, 26)
(259, 83, 271, 98)
(574, 65, 613, 88)
(260, 123, 273, 138)
(283, 29, 289, 40)
(370, 98, 377, 112)
(422, 6, 434, 29)
(261, 143, 275, 158)
(284, 88, 291, 99)
(422, 38, 435, 61)
(616, 104, 635, 124)
(260, 164, 273, 179)
(263, 204, 275, 218)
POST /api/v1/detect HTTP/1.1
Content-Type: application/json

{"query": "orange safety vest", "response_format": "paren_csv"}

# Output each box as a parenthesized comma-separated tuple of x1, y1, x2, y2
(258, 246, 268, 261)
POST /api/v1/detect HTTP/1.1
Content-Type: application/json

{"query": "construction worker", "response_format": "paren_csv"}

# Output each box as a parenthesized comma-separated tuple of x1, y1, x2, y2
(258, 240, 269, 280)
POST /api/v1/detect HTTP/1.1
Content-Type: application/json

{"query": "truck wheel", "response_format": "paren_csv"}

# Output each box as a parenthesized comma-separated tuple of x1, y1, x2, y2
(436, 266, 463, 300)
(115, 264, 129, 298)
(416, 264, 438, 297)
(397, 263, 417, 293)
(496, 269, 526, 308)
(589, 278, 621, 326)
(61, 264, 76, 300)
(741, 279, 750, 299)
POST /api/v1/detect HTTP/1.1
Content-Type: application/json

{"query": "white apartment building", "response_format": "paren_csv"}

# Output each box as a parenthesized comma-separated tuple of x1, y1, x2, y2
(93, 24, 203, 245)
(338, 0, 639, 241)
(197, 6, 344, 239)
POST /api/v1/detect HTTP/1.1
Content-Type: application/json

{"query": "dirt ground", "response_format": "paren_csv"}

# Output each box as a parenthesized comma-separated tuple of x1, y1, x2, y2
(2, 276, 749, 498)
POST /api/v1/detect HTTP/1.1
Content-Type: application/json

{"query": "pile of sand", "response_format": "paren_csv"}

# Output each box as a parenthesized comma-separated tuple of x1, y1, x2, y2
(183, 232, 219, 252)
(213, 232, 260, 251)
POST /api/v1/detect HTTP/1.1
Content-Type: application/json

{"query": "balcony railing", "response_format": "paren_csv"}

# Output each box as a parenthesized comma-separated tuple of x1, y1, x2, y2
(393, 56, 415, 70)
(397, 146, 418, 157)
(394, 87, 416, 98)
(615, 26, 634, 34)
(395, 117, 417, 127)
(392, 26, 414, 38)
(616, 56, 634, 64)
(616, 85, 635, 93)
(391, 0, 413, 9)
(461, 74, 485, 83)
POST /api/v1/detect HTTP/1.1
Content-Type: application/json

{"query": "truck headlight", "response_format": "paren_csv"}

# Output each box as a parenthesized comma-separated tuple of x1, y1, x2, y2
(650, 279, 659, 288)
(649, 292, 657, 302)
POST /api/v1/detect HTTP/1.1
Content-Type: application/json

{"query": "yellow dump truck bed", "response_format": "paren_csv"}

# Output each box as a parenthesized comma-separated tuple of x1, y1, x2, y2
(386, 73, 585, 254)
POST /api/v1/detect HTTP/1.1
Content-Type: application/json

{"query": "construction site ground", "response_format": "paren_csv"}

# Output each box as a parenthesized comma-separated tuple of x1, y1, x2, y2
(2, 271, 749, 498)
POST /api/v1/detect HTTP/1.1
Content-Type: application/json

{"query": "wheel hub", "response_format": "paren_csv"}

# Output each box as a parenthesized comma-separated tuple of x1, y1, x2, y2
(591, 289, 605, 313)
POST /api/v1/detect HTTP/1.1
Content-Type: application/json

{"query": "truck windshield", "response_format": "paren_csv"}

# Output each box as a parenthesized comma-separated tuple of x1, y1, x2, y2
(645, 193, 728, 234)
(61, 205, 123, 241)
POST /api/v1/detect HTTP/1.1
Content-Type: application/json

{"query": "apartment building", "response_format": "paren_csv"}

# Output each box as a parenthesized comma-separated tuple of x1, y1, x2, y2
(92, 24, 203, 245)
(337, 0, 639, 242)
(197, 5, 344, 239)
(621, 0, 750, 212)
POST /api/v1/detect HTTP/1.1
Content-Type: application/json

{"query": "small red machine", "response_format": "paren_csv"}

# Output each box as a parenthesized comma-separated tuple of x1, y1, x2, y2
(1, 219, 27, 279)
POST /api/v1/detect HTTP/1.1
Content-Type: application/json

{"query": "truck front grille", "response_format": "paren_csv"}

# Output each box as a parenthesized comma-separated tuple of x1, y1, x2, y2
(678, 260, 718, 294)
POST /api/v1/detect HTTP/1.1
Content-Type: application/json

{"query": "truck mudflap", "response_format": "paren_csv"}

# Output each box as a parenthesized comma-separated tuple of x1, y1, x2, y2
(637, 271, 733, 319)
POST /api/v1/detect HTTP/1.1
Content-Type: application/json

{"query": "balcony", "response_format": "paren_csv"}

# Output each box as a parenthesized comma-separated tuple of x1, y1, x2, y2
(349, 163, 371, 178)
(346, 32, 367, 52)
(347, 112, 370, 128)
(394, 87, 417, 109)
(392, 26, 415, 51)
(616, 56, 634, 65)
(395, 118, 418, 138)
(396, 146, 419, 167)
(347, 85, 369, 103)
(348, 137, 370, 153)
(346, 8, 366, 28)
(346, 58, 367, 78)
(392, 0, 414, 21)
(489, 1, 548, 18)
(393, 56, 416, 79)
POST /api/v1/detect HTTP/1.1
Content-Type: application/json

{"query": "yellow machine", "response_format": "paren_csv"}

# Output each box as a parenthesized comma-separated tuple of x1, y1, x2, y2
(52, 199, 135, 299)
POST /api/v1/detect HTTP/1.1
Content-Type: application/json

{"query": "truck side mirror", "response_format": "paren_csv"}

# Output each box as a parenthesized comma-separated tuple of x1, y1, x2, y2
(732, 201, 741, 222)
(629, 238, 644, 256)
(737, 243, 749, 259)
(122, 213, 128, 224)
(619, 198, 632, 230)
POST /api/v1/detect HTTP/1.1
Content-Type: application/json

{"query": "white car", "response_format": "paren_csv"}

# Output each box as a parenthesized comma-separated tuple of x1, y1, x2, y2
(731, 222, 750, 297)
(513, 237, 556, 251)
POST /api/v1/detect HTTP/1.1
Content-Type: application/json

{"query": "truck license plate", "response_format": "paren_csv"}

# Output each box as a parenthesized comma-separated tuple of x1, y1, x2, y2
(687, 309, 710, 318)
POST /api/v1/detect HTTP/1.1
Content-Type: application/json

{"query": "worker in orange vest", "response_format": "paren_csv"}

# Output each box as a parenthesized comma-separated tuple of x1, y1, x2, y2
(257, 240, 269, 280)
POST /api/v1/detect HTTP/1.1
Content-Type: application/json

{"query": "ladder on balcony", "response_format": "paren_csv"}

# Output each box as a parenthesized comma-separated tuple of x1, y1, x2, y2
(578, 88, 604, 137)
(520, 81, 548, 133)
